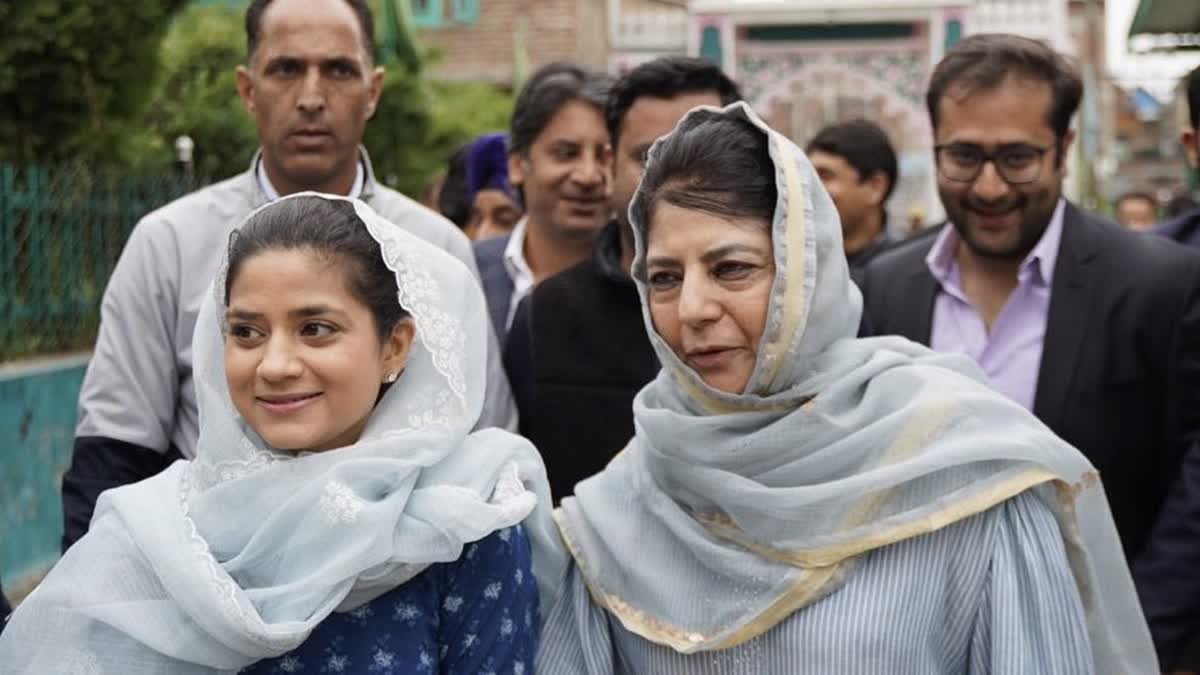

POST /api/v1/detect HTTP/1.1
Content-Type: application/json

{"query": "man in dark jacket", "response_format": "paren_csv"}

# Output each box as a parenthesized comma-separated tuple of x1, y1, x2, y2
(1142, 62, 1200, 674)
(505, 57, 741, 502)
(858, 35, 1200, 671)
(1158, 64, 1200, 249)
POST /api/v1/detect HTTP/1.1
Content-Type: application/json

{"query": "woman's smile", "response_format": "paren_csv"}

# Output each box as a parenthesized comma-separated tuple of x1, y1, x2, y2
(255, 391, 323, 415)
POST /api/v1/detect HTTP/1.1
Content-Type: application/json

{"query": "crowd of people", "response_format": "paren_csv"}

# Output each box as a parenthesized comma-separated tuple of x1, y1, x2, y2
(3, 0, 1200, 672)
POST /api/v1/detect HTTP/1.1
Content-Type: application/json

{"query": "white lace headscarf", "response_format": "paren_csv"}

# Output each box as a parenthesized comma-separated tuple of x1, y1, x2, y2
(0, 193, 562, 674)
(552, 103, 1157, 673)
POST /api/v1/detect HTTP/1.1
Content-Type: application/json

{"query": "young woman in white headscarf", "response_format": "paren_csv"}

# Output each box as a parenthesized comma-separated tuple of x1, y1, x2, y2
(535, 103, 1158, 673)
(0, 194, 561, 673)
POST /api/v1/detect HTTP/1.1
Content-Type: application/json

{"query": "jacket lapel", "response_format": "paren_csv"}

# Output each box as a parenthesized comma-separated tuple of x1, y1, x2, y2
(895, 232, 940, 344)
(1033, 203, 1100, 429)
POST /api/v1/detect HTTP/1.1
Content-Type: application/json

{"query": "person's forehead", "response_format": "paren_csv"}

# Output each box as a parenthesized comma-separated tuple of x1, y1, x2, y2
(256, 0, 368, 58)
(535, 100, 607, 143)
(808, 150, 855, 174)
(935, 75, 1056, 142)
(622, 92, 724, 145)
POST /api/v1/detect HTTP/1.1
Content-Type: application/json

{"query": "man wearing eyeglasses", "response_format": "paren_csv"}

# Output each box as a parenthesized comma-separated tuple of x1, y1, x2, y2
(857, 33, 1200, 615)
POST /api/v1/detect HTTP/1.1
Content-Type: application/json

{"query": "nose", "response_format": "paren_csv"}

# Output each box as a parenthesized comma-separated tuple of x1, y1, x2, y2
(572, 150, 607, 190)
(257, 335, 304, 382)
(677, 271, 721, 327)
(970, 160, 1011, 203)
(297, 68, 326, 115)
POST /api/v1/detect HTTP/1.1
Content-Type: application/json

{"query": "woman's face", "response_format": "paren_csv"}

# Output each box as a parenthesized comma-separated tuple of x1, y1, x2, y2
(224, 248, 414, 453)
(645, 201, 775, 395)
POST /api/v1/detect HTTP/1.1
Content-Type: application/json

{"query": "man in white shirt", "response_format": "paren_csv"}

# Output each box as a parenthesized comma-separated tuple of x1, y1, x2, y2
(474, 63, 612, 343)
(63, 0, 515, 550)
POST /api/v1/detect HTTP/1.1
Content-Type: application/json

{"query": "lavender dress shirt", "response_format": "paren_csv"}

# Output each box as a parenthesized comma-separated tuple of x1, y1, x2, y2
(926, 200, 1066, 411)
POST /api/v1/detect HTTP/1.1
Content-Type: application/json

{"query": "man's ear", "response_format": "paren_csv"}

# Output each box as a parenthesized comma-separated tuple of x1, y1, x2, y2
(236, 65, 256, 114)
(366, 66, 385, 120)
(1058, 129, 1077, 174)
(507, 153, 527, 188)
(865, 171, 891, 208)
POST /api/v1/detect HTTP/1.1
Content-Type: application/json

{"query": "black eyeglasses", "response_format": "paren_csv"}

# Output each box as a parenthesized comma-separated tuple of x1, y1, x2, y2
(934, 143, 1053, 185)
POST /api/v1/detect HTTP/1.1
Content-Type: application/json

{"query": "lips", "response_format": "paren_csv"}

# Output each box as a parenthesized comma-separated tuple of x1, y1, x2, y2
(685, 347, 739, 371)
(256, 392, 322, 414)
(970, 209, 1019, 230)
(563, 196, 606, 216)
(288, 128, 333, 148)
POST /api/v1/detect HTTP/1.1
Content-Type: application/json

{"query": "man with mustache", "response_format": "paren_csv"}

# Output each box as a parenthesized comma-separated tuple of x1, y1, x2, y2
(474, 63, 612, 345)
(62, 0, 516, 550)
(858, 34, 1200, 612)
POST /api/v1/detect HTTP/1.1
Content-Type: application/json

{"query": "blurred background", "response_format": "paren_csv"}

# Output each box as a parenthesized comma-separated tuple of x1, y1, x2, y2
(1, 0, 1197, 601)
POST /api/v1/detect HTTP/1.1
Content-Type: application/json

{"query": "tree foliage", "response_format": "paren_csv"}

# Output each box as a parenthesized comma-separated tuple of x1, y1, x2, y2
(0, 0, 189, 166)
(0, 1, 514, 197)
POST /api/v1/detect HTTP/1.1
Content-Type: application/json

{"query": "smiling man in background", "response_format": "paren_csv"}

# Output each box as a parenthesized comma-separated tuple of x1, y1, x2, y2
(473, 63, 613, 345)
(62, 0, 515, 551)
(857, 35, 1200, 628)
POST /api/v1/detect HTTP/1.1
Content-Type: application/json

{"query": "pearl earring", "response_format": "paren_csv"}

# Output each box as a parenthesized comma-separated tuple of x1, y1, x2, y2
(384, 371, 399, 383)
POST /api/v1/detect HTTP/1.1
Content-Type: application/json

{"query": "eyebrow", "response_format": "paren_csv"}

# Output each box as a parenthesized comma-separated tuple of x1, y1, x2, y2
(701, 243, 769, 263)
(227, 305, 345, 321)
(645, 244, 769, 269)
(263, 55, 363, 71)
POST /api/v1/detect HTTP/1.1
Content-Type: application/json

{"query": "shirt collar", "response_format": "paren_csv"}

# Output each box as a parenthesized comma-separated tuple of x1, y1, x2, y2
(255, 156, 366, 202)
(926, 198, 1066, 288)
(503, 217, 533, 288)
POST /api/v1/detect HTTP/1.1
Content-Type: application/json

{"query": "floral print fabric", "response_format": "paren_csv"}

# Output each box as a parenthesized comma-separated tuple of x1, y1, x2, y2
(241, 525, 537, 675)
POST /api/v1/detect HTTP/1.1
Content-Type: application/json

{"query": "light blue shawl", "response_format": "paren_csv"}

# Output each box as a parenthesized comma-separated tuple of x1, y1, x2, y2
(552, 103, 1156, 673)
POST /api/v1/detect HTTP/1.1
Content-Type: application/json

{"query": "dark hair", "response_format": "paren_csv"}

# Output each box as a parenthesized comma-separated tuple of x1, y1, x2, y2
(1186, 65, 1200, 131)
(1167, 193, 1199, 219)
(509, 62, 612, 156)
(927, 34, 1082, 152)
(225, 197, 407, 340)
(807, 119, 899, 202)
(606, 57, 743, 147)
(437, 145, 471, 229)
(632, 110, 776, 245)
(245, 0, 376, 64)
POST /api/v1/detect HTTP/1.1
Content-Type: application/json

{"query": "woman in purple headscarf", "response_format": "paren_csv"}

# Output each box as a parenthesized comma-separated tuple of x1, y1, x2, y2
(439, 133, 524, 240)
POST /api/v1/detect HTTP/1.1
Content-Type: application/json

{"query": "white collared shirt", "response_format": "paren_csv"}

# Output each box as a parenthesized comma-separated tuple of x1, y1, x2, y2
(256, 159, 365, 202)
(502, 217, 535, 329)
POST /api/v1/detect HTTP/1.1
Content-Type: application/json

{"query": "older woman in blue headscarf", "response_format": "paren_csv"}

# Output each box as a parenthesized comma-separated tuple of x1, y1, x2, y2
(439, 133, 523, 241)
(535, 103, 1157, 673)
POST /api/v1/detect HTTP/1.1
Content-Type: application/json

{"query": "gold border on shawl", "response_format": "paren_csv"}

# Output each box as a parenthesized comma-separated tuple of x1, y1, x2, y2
(696, 467, 1058, 568)
(758, 135, 808, 392)
(557, 469, 1057, 654)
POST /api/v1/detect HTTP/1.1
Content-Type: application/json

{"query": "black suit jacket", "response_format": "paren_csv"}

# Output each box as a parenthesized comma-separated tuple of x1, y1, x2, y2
(858, 203, 1200, 667)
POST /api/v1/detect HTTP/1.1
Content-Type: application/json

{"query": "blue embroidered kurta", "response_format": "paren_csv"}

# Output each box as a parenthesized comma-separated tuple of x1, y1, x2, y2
(242, 525, 537, 675)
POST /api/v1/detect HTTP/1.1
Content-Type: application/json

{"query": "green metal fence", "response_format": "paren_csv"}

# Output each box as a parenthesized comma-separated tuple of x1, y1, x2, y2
(0, 164, 202, 361)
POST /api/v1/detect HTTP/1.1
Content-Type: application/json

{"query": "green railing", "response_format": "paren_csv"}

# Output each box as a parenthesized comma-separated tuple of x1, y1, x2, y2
(0, 164, 203, 361)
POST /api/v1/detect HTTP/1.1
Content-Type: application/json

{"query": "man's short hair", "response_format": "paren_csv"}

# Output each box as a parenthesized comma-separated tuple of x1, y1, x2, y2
(605, 57, 743, 147)
(509, 63, 612, 157)
(245, 0, 376, 64)
(807, 119, 899, 203)
(927, 34, 1083, 145)
(1185, 65, 1200, 131)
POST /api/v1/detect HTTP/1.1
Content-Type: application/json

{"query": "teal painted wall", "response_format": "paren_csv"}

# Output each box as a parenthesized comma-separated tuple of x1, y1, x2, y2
(0, 356, 87, 592)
